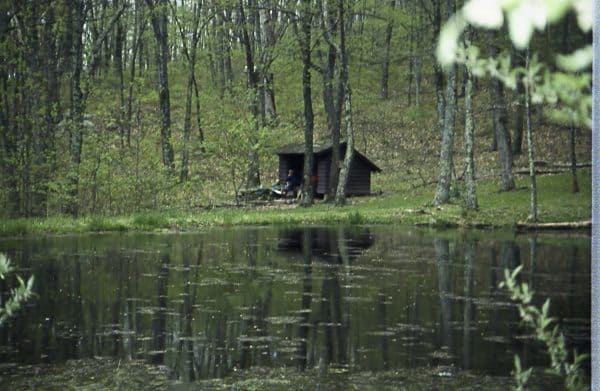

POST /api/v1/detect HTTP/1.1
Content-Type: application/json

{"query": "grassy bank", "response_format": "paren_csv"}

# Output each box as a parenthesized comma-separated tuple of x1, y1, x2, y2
(0, 170, 591, 237)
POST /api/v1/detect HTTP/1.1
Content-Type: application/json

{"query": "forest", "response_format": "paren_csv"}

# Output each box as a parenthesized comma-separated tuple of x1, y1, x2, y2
(0, 2, 594, 388)
(0, 0, 592, 221)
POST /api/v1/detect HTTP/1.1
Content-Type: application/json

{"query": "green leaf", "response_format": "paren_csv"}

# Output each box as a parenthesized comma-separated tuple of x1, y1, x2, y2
(437, 14, 466, 67)
(556, 45, 592, 72)
(463, 0, 504, 29)
(507, 4, 536, 49)
(544, 0, 572, 22)
(573, 0, 592, 32)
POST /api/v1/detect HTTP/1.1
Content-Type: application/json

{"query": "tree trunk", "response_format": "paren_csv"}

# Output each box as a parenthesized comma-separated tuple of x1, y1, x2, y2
(433, 60, 457, 205)
(181, 61, 195, 181)
(525, 48, 537, 221)
(259, 0, 277, 122)
(569, 121, 579, 193)
(407, 21, 413, 105)
(335, 0, 353, 206)
(239, 0, 261, 188)
(512, 50, 525, 154)
(66, 0, 86, 217)
(433, 0, 445, 137)
(414, 56, 422, 107)
(126, 2, 146, 148)
(193, 75, 204, 148)
(0, 66, 19, 216)
(380, 0, 395, 100)
(300, 0, 314, 206)
(491, 77, 515, 191)
(172, 2, 201, 181)
(147, 0, 175, 170)
(69, 0, 126, 216)
(464, 52, 478, 210)
(115, 0, 125, 147)
(318, 0, 341, 200)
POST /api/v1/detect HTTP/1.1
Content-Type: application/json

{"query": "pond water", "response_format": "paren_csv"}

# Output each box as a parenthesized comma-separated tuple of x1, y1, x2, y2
(0, 226, 591, 389)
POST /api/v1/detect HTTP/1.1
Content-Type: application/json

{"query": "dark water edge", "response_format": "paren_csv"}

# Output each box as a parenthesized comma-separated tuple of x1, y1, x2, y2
(0, 226, 591, 389)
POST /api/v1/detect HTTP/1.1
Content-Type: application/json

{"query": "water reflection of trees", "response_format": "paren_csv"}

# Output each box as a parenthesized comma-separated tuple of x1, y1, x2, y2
(0, 230, 591, 384)
(279, 227, 373, 372)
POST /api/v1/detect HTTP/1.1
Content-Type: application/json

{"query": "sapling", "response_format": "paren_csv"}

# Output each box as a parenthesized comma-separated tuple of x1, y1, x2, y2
(500, 265, 588, 390)
(0, 253, 34, 325)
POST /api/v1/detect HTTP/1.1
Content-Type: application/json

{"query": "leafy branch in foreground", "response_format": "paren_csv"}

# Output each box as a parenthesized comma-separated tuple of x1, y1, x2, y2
(0, 253, 34, 325)
(437, 0, 592, 129)
(500, 265, 589, 391)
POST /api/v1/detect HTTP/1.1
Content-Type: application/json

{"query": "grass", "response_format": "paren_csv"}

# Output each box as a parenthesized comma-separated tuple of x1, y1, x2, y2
(0, 170, 591, 237)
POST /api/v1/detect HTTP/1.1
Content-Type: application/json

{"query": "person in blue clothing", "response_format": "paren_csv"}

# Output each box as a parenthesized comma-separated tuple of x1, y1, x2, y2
(283, 169, 301, 195)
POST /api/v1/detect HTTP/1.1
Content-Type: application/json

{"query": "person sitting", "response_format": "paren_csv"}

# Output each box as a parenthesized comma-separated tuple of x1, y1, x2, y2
(283, 169, 301, 196)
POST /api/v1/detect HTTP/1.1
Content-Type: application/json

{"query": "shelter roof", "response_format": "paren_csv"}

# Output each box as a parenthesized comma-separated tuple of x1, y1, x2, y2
(275, 141, 381, 172)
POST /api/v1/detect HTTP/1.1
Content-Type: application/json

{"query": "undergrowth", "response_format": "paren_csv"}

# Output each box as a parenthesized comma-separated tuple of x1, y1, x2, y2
(0, 169, 591, 237)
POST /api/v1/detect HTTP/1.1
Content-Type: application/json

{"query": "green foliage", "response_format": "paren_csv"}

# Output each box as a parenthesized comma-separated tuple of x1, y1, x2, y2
(0, 253, 34, 325)
(512, 355, 533, 391)
(86, 216, 128, 232)
(440, 0, 591, 63)
(347, 210, 363, 225)
(0, 0, 592, 220)
(500, 266, 589, 390)
(0, 169, 591, 236)
(132, 213, 170, 230)
(438, 0, 592, 128)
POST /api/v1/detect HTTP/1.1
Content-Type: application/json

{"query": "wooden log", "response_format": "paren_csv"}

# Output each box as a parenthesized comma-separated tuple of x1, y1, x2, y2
(516, 220, 591, 231)
(514, 162, 591, 175)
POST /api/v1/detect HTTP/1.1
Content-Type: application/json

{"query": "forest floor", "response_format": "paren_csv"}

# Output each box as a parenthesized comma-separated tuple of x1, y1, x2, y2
(0, 168, 591, 237)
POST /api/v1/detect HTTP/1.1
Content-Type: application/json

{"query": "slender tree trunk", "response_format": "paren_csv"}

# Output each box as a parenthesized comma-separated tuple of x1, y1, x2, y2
(172, 2, 201, 181)
(433, 58, 457, 205)
(181, 62, 195, 181)
(380, 0, 395, 100)
(525, 48, 537, 221)
(512, 51, 525, 154)
(319, 0, 341, 200)
(569, 121, 579, 193)
(414, 58, 422, 107)
(193, 75, 204, 148)
(259, 0, 277, 122)
(115, 0, 125, 147)
(335, 0, 353, 206)
(464, 52, 478, 210)
(0, 63, 19, 216)
(36, 4, 59, 216)
(126, 3, 146, 148)
(407, 21, 413, 105)
(300, 0, 314, 206)
(489, 33, 515, 191)
(147, 0, 175, 170)
(66, 0, 86, 216)
(432, 0, 445, 136)
(239, 0, 261, 188)
(492, 78, 515, 191)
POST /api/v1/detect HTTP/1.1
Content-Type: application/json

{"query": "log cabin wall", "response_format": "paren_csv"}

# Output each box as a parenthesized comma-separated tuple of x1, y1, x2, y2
(276, 142, 380, 196)
(346, 159, 372, 195)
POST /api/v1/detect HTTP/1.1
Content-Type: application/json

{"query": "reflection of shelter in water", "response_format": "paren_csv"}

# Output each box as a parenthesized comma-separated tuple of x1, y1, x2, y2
(276, 227, 374, 261)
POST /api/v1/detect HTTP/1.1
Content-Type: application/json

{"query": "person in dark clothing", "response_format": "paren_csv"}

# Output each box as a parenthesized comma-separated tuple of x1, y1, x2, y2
(284, 169, 301, 195)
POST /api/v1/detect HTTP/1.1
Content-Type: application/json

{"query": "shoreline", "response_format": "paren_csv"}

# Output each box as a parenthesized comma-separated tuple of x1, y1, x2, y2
(0, 170, 591, 238)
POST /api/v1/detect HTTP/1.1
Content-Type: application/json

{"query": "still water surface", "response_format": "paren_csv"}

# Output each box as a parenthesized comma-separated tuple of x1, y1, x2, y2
(0, 226, 590, 386)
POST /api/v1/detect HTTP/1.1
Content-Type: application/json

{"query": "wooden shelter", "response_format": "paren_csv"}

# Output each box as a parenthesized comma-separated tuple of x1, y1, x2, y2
(275, 142, 381, 196)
